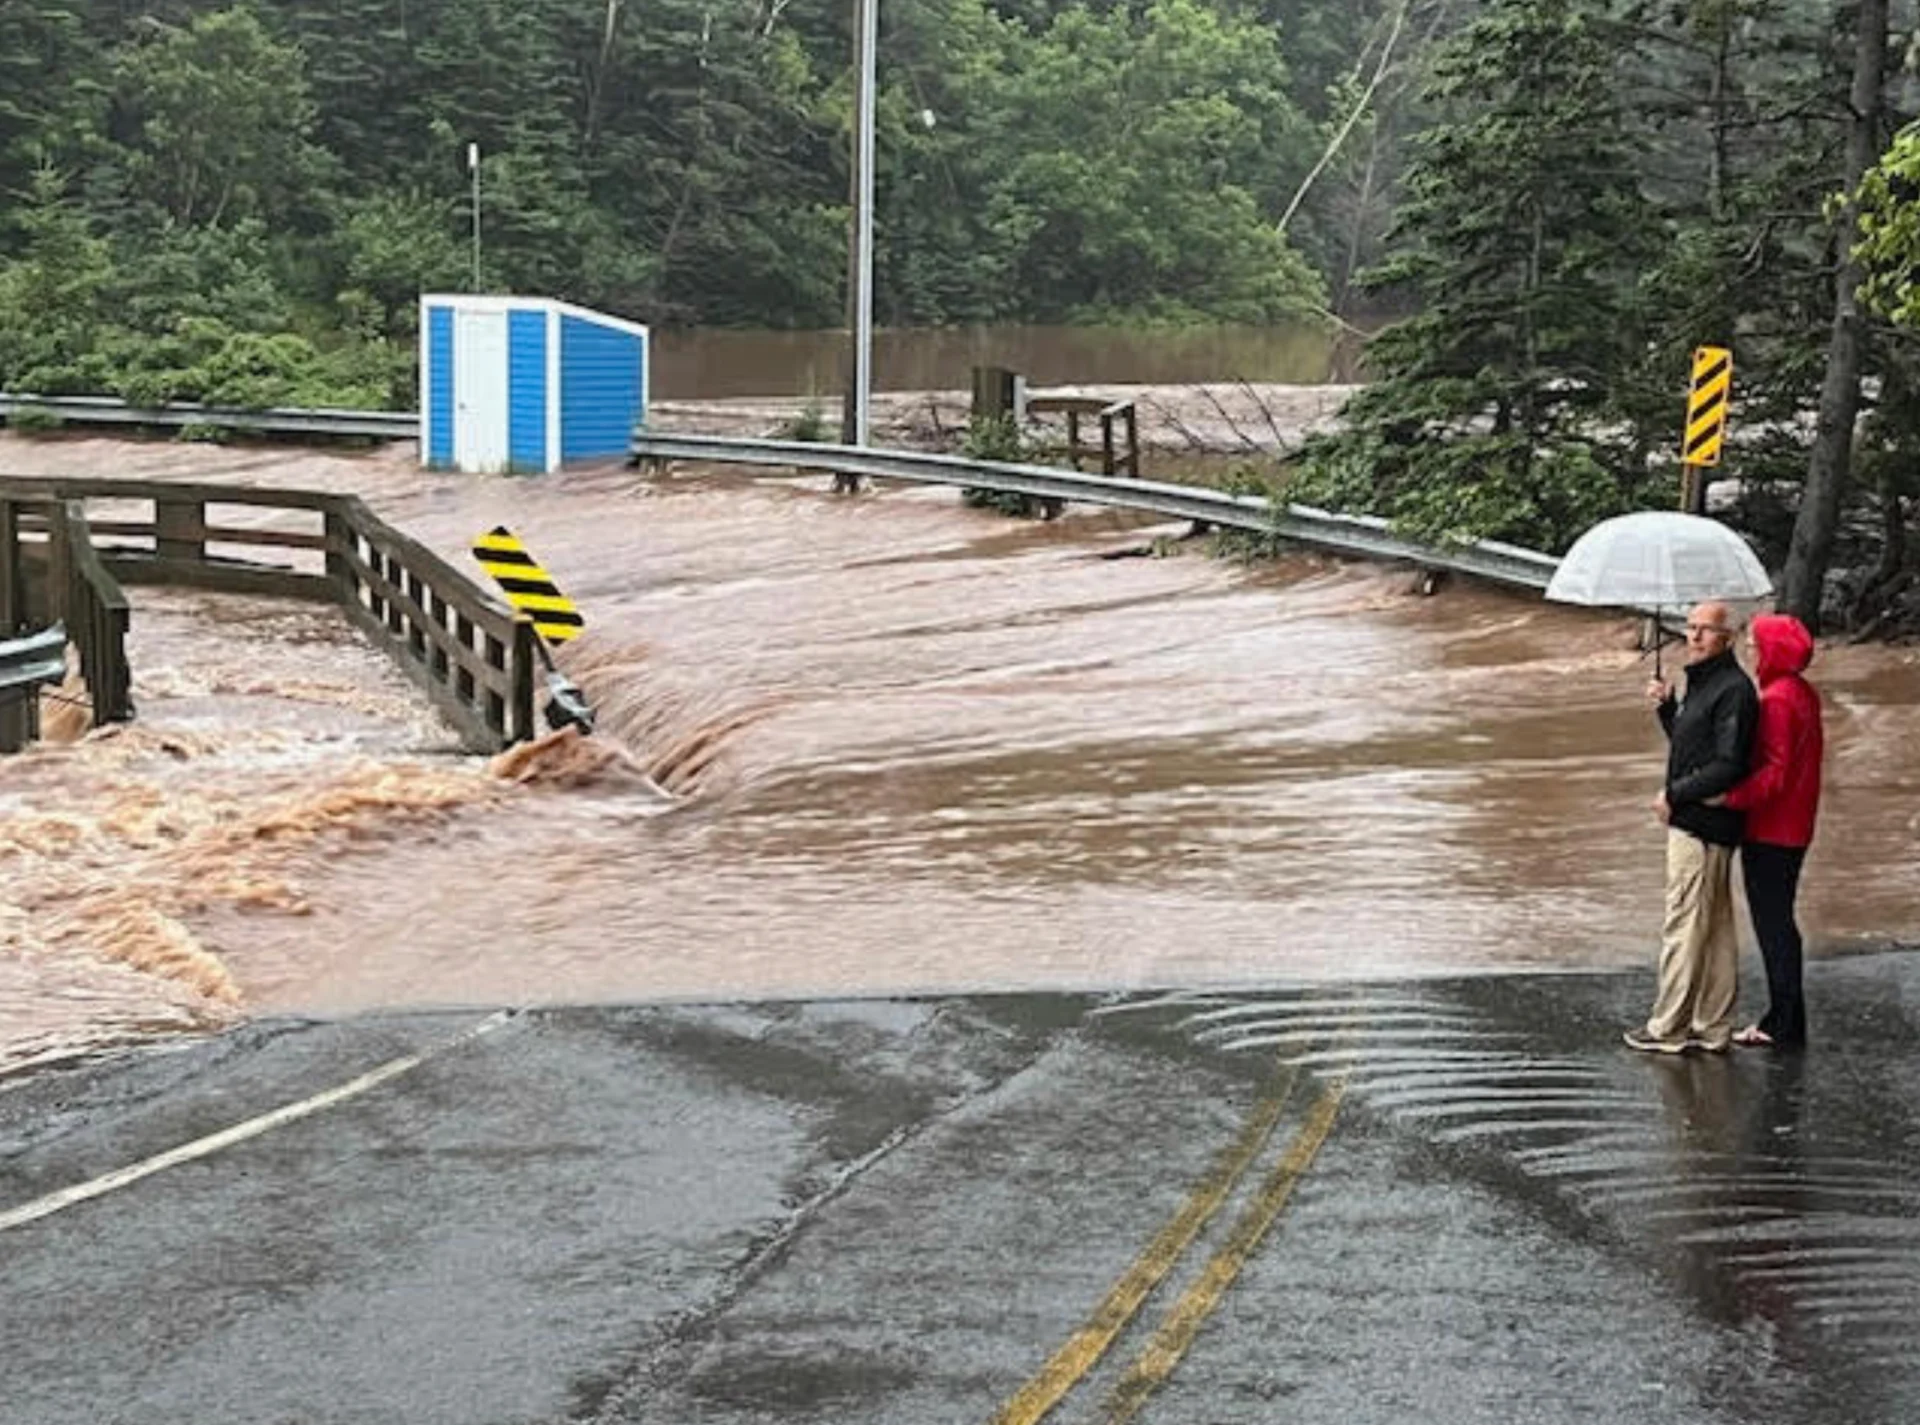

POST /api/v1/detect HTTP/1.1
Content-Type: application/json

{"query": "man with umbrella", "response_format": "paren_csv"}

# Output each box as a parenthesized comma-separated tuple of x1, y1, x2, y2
(1627, 600, 1758, 1054)
(1545, 511, 1773, 1055)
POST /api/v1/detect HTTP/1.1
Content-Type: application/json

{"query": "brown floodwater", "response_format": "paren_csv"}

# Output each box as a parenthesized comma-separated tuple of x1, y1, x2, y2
(649, 321, 1348, 398)
(3, 434, 1917, 1076)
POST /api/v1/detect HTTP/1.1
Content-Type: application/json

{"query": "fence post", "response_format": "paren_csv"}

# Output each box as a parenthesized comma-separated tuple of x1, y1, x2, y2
(46, 502, 71, 617)
(323, 508, 350, 593)
(101, 601, 131, 722)
(153, 496, 206, 565)
(971, 365, 1021, 422)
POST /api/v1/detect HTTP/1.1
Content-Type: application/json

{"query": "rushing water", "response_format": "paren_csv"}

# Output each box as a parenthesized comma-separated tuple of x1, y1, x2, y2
(648, 322, 1349, 398)
(3, 433, 1918, 1076)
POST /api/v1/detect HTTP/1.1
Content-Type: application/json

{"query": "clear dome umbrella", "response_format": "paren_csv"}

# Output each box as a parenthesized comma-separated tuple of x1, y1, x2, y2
(1545, 511, 1774, 675)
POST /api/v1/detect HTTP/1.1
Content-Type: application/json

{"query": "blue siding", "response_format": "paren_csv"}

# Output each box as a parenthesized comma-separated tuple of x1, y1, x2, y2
(507, 309, 549, 472)
(559, 316, 643, 462)
(426, 305, 455, 468)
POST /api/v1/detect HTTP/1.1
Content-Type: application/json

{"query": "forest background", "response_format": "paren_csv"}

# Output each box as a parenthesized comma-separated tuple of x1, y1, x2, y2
(2, 0, 1920, 629)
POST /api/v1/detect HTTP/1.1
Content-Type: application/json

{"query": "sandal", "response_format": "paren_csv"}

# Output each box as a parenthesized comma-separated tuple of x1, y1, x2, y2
(1732, 1025, 1775, 1048)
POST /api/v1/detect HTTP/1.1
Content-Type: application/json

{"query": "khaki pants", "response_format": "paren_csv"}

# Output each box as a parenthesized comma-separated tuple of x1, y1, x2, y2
(1646, 829, 1739, 1048)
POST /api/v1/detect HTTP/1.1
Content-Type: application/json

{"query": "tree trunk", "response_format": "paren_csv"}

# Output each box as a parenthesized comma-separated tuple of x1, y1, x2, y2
(1780, 0, 1887, 628)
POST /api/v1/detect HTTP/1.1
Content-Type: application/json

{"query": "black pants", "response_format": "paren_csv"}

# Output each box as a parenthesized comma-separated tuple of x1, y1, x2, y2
(1741, 842, 1808, 1046)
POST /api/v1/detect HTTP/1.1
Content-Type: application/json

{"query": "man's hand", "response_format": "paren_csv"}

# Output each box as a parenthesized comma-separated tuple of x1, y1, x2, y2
(1645, 677, 1673, 708)
(1653, 790, 1671, 825)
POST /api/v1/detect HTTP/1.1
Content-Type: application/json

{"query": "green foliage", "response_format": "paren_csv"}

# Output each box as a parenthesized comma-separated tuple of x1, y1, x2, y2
(0, 0, 1354, 397)
(960, 414, 1057, 517)
(921, 0, 1325, 325)
(780, 399, 831, 443)
(0, 165, 114, 392)
(109, 7, 335, 230)
(3, 406, 65, 435)
(331, 191, 470, 340)
(961, 414, 1025, 463)
(1295, 0, 1668, 552)
(1856, 123, 1920, 328)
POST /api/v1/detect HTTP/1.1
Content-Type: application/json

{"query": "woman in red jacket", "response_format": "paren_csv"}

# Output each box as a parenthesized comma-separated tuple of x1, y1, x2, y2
(1722, 613, 1824, 1048)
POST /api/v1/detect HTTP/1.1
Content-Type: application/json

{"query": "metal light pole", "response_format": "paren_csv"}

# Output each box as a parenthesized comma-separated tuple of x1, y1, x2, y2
(468, 142, 482, 292)
(841, 0, 878, 447)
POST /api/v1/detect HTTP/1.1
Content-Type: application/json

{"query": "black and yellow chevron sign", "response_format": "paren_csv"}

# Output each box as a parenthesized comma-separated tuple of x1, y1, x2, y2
(1682, 344, 1732, 467)
(470, 526, 584, 644)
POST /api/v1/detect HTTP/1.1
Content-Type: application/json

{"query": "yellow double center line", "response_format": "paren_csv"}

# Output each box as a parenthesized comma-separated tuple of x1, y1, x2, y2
(991, 1056, 1346, 1425)
(1101, 1080, 1345, 1423)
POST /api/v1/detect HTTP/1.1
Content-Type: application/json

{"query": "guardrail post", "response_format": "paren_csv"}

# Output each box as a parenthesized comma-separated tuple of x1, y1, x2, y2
(0, 690, 34, 753)
(1123, 403, 1139, 477)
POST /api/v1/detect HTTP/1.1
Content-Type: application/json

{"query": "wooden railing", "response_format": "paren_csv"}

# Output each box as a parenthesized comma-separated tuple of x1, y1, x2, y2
(325, 500, 538, 747)
(1024, 395, 1141, 478)
(0, 477, 537, 752)
(45, 501, 133, 726)
(0, 496, 134, 738)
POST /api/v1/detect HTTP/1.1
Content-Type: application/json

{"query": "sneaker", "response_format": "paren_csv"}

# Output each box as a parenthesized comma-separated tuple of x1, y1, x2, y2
(1623, 1028, 1689, 1055)
(1689, 1035, 1731, 1054)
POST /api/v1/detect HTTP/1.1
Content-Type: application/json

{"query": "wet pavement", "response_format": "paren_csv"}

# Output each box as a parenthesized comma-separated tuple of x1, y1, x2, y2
(5, 955, 1919, 1425)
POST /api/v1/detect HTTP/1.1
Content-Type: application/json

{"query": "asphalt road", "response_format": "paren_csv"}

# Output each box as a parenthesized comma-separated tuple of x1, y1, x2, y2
(5, 956, 1920, 1425)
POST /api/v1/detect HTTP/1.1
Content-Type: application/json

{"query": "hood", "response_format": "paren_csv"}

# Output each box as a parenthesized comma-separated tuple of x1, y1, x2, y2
(1750, 613, 1814, 684)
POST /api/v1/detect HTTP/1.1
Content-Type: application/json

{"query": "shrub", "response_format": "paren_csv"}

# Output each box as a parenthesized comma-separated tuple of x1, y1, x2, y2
(4, 406, 65, 435)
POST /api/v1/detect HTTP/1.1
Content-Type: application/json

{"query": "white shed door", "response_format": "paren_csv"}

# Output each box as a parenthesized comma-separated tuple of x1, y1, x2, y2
(453, 308, 510, 473)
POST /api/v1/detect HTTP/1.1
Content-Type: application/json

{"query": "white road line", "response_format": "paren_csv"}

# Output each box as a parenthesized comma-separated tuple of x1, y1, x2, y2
(0, 1010, 518, 1234)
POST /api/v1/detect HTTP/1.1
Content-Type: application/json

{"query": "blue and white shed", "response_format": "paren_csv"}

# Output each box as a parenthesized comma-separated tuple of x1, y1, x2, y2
(419, 295, 649, 474)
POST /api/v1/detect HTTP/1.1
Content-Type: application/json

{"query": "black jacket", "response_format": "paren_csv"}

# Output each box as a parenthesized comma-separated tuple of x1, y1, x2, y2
(1657, 647, 1758, 847)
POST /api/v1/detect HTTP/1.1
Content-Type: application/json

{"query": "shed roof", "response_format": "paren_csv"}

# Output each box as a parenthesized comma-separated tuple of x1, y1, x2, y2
(419, 294, 649, 341)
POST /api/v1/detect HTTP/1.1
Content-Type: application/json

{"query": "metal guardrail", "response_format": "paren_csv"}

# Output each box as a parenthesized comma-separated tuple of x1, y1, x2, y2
(629, 431, 1563, 593)
(0, 392, 415, 440)
(2, 389, 1563, 588)
(3, 393, 1563, 590)
(0, 622, 69, 752)
(0, 623, 66, 689)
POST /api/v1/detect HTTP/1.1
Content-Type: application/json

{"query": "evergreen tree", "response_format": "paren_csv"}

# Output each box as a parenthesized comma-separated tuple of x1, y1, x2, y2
(0, 165, 116, 392)
(1295, 0, 1667, 551)
(0, 4, 96, 224)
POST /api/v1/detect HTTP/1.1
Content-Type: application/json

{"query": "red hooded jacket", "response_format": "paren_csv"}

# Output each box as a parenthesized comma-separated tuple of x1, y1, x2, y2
(1722, 613, 1823, 848)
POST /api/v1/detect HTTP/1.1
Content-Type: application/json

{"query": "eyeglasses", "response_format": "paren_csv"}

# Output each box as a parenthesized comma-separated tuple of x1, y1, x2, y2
(1685, 623, 1729, 636)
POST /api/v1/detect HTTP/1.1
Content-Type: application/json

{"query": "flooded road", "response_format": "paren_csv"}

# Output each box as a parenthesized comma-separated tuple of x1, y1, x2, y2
(3, 435, 1918, 1073)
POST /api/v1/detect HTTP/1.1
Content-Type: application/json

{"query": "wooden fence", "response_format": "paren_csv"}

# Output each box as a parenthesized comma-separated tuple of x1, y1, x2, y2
(0, 497, 133, 742)
(0, 477, 538, 752)
(1024, 395, 1141, 479)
